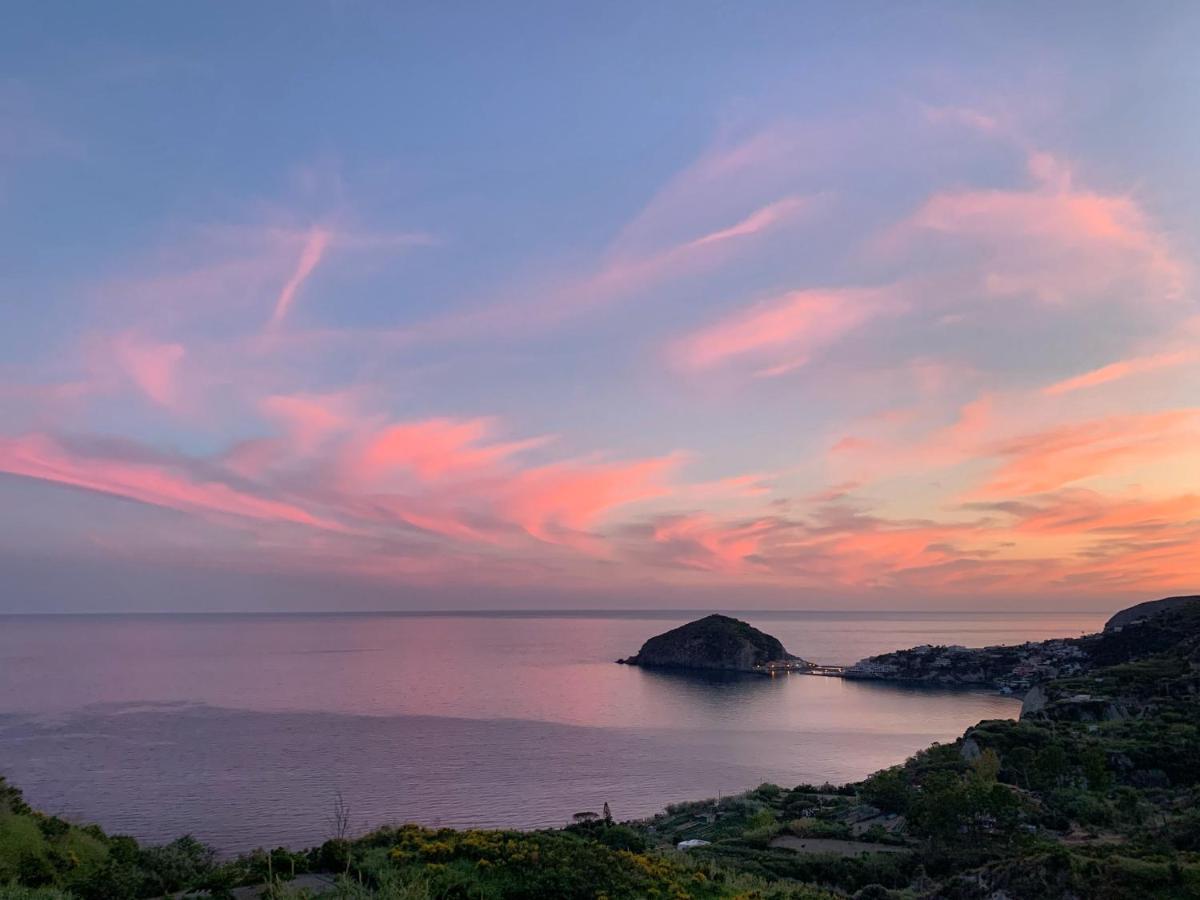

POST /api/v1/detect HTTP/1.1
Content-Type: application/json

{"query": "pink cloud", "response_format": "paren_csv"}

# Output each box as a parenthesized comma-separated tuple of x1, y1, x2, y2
(260, 392, 358, 452)
(352, 418, 552, 485)
(648, 512, 776, 572)
(8, 115, 1199, 604)
(672, 287, 898, 375)
(0, 433, 339, 531)
(111, 333, 186, 408)
(501, 454, 681, 544)
(885, 151, 1186, 305)
(684, 196, 812, 249)
(267, 227, 331, 330)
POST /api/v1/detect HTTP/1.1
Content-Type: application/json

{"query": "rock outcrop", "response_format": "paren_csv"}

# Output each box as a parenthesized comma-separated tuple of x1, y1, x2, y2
(1020, 684, 1047, 717)
(617, 614, 808, 673)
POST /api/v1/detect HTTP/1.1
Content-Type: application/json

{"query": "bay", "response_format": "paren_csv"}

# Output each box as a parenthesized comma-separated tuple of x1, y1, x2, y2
(0, 610, 1105, 851)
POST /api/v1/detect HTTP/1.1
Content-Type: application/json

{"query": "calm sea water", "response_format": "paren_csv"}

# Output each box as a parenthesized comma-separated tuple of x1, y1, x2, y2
(0, 610, 1106, 852)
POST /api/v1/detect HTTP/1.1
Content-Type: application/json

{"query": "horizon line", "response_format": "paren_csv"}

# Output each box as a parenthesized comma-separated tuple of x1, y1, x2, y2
(0, 607, 1115, 618)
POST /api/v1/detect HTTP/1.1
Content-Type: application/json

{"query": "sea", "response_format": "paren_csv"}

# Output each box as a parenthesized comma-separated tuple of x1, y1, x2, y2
(0, 609, 1108, 852)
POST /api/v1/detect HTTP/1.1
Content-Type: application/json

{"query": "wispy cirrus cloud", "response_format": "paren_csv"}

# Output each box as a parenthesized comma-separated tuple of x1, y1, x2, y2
(351, 418, 553, 486)
(95, 219, 434, 333)
(266, 227, 331, 331)
(978, 409, 1200, 498)
(0, 433, 340, 532)
(362, 191, 823, 347)
(671, 287, 901, 377)
(1042, 349, 1196, 396)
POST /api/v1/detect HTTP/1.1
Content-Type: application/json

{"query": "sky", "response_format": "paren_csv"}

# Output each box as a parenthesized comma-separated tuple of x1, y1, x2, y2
(1, 2, 1198, 613)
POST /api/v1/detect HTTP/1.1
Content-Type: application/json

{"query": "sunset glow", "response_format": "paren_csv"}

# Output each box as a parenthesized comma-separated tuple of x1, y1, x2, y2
(2, 4, 1197, 610)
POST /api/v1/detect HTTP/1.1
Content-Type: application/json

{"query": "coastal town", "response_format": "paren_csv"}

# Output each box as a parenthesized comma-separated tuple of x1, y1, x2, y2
(841, 637, 1091, 693)
(834, 596, 1200, 693)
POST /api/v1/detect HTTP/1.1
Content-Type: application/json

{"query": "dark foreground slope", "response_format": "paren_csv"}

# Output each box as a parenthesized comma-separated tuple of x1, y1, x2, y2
(617, 613, 808, 673)
(3, 595, 1199, 899)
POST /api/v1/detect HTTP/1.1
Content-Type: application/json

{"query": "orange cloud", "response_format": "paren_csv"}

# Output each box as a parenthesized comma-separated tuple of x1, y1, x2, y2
(1080, 528, 1200, 592)
(980, 409, 1200, 497)
(1042, 350, 1195, 396)
(816, 525, 971, 577)
(978, 488, 1200, 538)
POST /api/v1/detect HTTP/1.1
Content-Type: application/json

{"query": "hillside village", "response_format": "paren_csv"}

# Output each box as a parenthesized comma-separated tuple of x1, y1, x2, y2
(844, 638, 1091, 693)
(842, 595, 1199, 695)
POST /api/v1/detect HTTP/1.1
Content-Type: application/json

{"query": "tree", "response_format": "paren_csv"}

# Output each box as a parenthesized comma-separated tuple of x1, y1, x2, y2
(1005, 746, 1036, 789)
(1033, 744, 1069, 790)
(602, 802, 613, 824)
(329, 791, 351, 841)
(572, 811, 599, 824)
(327, 792, 353, 876)
(1080, 746, 1111, 792)
(861, 767, 913, 814)
(909, 772, 969, 845)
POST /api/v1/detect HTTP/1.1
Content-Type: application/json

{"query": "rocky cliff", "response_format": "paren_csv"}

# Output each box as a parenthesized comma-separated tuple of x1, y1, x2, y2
(1104, 594, 1200, 631)
(617, 614, 807, 673)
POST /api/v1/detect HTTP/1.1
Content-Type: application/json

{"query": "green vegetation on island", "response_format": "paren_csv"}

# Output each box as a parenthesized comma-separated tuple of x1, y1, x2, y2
(3, 595, 1199, 899)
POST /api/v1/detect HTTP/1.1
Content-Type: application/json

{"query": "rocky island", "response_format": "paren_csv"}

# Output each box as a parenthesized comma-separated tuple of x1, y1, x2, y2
(617, 613, 810, 674)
